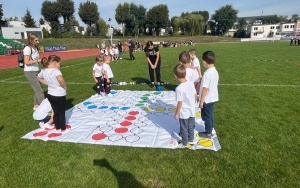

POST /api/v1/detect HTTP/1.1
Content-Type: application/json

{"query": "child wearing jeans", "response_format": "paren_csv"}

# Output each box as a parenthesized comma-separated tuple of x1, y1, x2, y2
(102, 55, 114, 96)
(37, 55, 67, 132)
(92, 54, 104, 97)
(173, 64, 197, 148)
(199, 51, 219, 138)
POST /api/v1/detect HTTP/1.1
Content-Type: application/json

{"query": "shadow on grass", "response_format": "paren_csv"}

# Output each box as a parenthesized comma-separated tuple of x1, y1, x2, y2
(0, 126, 3, 133)
(131, 77, 149, 85)
(66, 98, 74, 109)
(93, 158, 145, 188)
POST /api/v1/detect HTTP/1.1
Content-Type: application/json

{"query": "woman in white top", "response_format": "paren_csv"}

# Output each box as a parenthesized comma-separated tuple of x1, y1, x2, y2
(24, 33, 45, 110)
(37, 55, 67, 132)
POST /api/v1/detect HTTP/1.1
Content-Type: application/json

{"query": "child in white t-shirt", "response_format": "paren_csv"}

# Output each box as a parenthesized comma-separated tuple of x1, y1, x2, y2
(33, 98, 54, 129)
(92, 55, 104, 97)
(178, 51, 199, 87)
(189, 49, 202, 91)
(102, 55, 114, 96)
(199, 51, 219, 138)
(174, 64, 197, 148)
(37, 55, 67, 132)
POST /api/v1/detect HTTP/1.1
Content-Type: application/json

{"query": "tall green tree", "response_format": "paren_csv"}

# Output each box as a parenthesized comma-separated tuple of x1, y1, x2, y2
(57, 0, 74, 24)
(115, 2, 130, 36)
(78, 0, 99, 36)
(22, 9, 37, 28)
(172, 12, 206, 36)
(146, 4, 169, 36)
(262, 15, 283, 24)
(96, 18, 108, 37)
(41, 0, 61, 36)
(211, 4, 238, 36)
(39, 18, 45, 25)
(290, 14, 299, 22)
(78, 1, 99, 26)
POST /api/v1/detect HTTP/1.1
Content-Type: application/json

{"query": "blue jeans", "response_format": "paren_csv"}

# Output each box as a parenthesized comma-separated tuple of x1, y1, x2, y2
(179, 117, 195, 146)
(201, 102, 215, 134)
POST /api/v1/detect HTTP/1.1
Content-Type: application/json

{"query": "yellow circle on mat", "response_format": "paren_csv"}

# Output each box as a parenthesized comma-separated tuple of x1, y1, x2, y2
(195, 111, 201, 117)
(144, 106, 152, 112)
(198, 139, 213, 147)
(169, 107, 176, 112)
(156, 106, 165, 112)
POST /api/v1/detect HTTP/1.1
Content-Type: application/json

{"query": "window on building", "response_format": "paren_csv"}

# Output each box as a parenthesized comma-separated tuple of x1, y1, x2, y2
(253, 33, 257, 36)
(291, 25, 294, 28)
(284, 25, 289, 28)
(276, 26, 280, 29)
(270, 26, 275, 29)
(254, 27, 258, 30)
(276, 32, 279, 35)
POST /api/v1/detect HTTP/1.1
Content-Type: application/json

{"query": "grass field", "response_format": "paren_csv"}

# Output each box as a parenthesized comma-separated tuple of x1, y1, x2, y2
(0, 41, 299, 187)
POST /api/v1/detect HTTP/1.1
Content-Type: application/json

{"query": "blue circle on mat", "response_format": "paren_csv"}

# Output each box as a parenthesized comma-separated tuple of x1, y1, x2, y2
(83, 101, 92, 106)
(88, 105, 97, 109)
(110, 106, 119, 110)
(121, 107, 130, 110)
(99, 106, 108, 109)
(111, 90, 117, 94)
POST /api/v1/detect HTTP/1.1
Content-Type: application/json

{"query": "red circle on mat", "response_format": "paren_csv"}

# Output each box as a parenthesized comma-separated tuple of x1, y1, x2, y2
(92, 133, 107, 140)
(115, 127, 128, 133)
(33, 131, 48, 137)
(48, 133, 62, 138)
(120, 121, 132, 127)
(129, 111, 139, 115)
(125, 116, 136, 121)
(66, 125, 71, 129)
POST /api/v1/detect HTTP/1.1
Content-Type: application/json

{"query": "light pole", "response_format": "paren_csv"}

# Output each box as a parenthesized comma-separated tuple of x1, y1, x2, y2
(108, 18, 112, 45)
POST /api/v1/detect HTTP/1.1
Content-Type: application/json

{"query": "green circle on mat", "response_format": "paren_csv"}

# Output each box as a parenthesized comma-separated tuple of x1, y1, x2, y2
(135, 103, 144, 107)
(140, 97, 149, 100)
(143, 94, 151, 96)
(154, 92, 161, 95)
(138, 100, 146, 103)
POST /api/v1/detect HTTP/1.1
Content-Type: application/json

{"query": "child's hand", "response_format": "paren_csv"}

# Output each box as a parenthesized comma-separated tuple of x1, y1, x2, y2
(174, 114, 179, 120)
(94, 79, 98, 83)
(199, 101, 204, 108)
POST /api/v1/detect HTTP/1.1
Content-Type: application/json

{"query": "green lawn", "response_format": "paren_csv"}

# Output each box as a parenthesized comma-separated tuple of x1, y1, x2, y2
(0, 41, 299, 187)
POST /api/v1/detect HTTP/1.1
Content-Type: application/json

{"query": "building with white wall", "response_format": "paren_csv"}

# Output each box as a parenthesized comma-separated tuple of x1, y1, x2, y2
(1, 20, 43, 39)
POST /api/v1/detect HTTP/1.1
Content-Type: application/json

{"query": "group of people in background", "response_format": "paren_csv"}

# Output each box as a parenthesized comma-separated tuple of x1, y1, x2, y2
(24, 34, 219, 145)
(290, 38, 300, 46)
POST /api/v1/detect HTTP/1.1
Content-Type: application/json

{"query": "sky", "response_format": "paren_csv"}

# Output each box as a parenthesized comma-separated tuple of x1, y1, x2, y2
(1, 0, 300, 27)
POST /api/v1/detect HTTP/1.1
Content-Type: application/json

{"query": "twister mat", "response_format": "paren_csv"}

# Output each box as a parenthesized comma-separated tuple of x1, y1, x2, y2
(22, 90, 221, 151)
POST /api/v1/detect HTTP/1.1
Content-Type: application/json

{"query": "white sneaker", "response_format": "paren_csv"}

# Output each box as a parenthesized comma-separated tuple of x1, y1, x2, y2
(39, 122, 45, 129)
(106, 93, 113, 97)
(44, 123, 55, 129)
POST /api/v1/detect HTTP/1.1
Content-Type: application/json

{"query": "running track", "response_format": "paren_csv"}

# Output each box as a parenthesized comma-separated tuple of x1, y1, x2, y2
(0, 48, 100, 70)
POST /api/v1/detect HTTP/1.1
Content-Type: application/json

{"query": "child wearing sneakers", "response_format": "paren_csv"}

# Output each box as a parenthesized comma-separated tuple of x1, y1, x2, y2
(102, 55, 114, 96)
(189, 49, 202, 91)
(199, 51, 219, 138)
(92, 55, 104, 97)
(178, 51, 200, 88)
(173, 64, 197, 148)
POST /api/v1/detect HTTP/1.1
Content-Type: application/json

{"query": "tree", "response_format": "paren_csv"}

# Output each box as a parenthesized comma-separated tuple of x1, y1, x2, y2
(22, 9, 37, 27)
(262, 15, 283, 24)
(146, 4, 169, 36)
(96, 18, 108, 37)
(39, 18, 45, 25)
(115, 3, 131, 36)
(41, 0, 61, 36)
(57, 0, 74, 23)
(0, 4, 4, 30)
(211, 4, 238, 36)
(290, 14, 299, 22)
(78, 0, 99, 36)
(78, 1, 99, 27)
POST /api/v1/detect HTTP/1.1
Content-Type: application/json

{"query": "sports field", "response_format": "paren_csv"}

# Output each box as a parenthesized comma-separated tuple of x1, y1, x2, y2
(0, 41, 299, 187)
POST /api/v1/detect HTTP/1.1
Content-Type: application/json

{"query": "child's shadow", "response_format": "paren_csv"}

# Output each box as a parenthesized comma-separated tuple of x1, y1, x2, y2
(93, 158, 146, 188)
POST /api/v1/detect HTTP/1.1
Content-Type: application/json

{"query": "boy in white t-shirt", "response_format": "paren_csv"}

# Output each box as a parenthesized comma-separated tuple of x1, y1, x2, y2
(199, 51, 219, 138)
(174, 64, 197, 148)
(178, 51, 200, 88)
(102, 55, 114, 96)
(33, 98, 54, 129)
(92, 55, 104, 97)
(189, 49, 202, 91)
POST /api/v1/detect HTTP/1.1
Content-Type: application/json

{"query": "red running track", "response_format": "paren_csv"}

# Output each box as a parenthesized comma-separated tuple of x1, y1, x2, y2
(0, 48, 100, 70)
